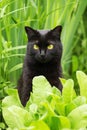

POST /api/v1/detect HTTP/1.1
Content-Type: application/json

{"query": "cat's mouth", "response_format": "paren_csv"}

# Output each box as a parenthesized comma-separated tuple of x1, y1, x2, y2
(38, 58, 47, 63)
(39, 60, 47, 63)
(36, 56, 48, 63)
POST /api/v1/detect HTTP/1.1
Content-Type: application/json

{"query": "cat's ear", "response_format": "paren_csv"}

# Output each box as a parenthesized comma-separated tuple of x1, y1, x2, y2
(52, 25, 62, 38)
(25, 26, 36, 40)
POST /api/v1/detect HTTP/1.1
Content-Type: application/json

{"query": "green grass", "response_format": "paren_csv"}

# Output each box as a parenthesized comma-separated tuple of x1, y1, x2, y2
(0, 0, 87, 95)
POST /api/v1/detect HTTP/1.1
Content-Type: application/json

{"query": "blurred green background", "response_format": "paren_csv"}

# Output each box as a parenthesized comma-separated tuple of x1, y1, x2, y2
(0, 0, 87, 126)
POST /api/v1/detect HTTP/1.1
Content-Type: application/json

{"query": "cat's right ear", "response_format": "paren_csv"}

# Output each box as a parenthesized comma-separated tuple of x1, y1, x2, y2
(25, 26, 36, 40)
(52, 25, 62, 38)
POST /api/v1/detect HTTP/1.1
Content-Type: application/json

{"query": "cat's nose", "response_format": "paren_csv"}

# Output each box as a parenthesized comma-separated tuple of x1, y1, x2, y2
(40, 50, 45, 58)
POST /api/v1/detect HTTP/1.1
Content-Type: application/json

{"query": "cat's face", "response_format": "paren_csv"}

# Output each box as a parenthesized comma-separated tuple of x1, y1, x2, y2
(25, 26, 62, 63)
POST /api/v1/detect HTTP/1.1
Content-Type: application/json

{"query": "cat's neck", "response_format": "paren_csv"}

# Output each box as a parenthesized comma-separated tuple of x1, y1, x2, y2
(28, 58, 61, 72)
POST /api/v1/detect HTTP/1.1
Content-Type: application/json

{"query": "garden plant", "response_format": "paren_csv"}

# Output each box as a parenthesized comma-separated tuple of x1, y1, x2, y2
(2, 71, 87, 129)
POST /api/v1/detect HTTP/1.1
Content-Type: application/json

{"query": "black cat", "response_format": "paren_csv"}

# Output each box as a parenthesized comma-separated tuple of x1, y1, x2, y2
(17, 26, 63, 106)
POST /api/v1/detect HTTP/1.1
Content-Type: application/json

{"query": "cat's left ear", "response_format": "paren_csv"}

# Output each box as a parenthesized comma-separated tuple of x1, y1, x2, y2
(25, 26, 37, 40)
(52, 25, 62, 38)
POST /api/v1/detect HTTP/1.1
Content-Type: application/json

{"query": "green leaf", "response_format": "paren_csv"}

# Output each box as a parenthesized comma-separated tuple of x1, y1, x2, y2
(8, 63, 23, 74)
(59, 78, 66, 86)
(52, 86, 61, 96)
(76, 71, 87, 98)
(30, 120, 50, 130)
(62, 79, 76, 103)
(55, 101, 66, 116)
(73, 96, 87, 107)
(28, 76, 52, 104)
(65, 102, 76, 116)
(50, 116, 71, 130)
(3, 105, 32, 129)
(66, 96, 87, 116)
(49, 116, 61, 130)
(72, 55, 78, 72)
(2, 89, 22, 107)
(68, 104, 87, 129)
(0, 123, 5, 129)
(58, 116, 71, 129)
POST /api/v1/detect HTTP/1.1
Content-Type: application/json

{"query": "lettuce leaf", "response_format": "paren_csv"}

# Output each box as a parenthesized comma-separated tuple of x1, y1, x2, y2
(68, 104, 87, 129)
(2, 71, 87, 129)
(76, 71, 87, 98)
(30, 120, 50, 130)
(3, 105, 32, 129)
(2, 89, 22, 107)
(28, 76, 52, 105)
(62, 79, 76, 103)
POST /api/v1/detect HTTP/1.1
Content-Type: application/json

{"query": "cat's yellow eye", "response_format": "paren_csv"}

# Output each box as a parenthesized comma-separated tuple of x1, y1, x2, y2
(47, 44, 54, 50)
(33, 44, 39, 50)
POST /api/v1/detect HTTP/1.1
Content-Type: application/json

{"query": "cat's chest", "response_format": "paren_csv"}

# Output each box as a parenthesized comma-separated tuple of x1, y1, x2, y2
(30, 63, 58, 77)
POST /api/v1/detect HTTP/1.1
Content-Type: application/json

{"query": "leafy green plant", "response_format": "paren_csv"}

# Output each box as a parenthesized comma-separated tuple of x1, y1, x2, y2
(2, 71, 87, 129)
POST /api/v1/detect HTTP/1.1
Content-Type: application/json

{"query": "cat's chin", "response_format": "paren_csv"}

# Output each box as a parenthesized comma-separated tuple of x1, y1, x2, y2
(39, 60, 47, 63)
(37, 60, 47, 63)
(36, 58, 48, 63)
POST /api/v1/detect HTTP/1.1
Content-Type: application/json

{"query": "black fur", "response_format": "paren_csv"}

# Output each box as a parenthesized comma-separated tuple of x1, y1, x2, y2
(17, 26, 63, 106)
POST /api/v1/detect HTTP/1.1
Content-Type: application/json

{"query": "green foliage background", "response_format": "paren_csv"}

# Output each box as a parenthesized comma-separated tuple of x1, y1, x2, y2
(0, 0, 87, 128)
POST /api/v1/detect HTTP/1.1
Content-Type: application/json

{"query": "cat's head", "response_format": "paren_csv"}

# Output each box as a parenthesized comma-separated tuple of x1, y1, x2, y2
(25, 26, 62, 63)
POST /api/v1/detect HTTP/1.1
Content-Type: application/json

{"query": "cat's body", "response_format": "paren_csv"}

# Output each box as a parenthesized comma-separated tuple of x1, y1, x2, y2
(18, 26, 63, 106)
